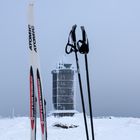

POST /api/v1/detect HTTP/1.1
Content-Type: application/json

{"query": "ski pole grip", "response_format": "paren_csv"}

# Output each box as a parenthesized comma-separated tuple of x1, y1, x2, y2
(77, 26, 89, 54)
(71, 24, 77, 43)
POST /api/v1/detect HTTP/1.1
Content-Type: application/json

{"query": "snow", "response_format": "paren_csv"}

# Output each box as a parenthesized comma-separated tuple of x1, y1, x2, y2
(0, 114, 140, 140)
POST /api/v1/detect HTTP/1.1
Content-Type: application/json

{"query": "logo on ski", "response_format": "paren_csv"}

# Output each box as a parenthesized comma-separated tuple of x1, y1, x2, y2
(28, 25, 33, 51)
(32, 26, 37, 52)
(28, 25, 37, 52)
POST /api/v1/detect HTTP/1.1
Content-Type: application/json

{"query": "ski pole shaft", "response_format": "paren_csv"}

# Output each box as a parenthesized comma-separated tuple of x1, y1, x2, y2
(74, 51, 89, 140)
(85, 54, 95, 140)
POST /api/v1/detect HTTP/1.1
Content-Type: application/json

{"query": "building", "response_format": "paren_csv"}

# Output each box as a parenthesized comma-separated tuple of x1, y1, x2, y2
(51, 62, 77, 116)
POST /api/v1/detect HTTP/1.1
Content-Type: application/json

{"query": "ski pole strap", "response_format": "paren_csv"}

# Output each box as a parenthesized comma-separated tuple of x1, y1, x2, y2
(65, 43, 75, 54)
(65, 24, 78, 54)
(77, 26, 89, 54)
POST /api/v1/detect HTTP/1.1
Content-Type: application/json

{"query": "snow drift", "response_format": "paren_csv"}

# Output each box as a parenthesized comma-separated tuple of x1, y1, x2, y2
(0, 113, 140, 140)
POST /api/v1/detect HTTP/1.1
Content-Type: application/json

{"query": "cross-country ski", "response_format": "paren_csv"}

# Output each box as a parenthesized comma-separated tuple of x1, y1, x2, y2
(28, 3, 47, 140)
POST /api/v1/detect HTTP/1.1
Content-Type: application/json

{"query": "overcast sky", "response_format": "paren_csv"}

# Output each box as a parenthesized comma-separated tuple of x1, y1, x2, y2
(0, 0, 140, 117)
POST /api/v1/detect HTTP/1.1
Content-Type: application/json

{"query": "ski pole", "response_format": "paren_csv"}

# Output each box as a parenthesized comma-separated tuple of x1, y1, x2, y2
(65, 25, 89, 140)
(77, 26, 95, 140)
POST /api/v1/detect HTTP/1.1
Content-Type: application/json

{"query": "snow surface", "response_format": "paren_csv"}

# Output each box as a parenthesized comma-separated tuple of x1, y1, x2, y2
(0, 113, 140, 140)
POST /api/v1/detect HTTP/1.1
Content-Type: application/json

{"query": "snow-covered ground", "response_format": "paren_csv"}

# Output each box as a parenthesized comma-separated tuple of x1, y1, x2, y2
(0, 113, 140, 140)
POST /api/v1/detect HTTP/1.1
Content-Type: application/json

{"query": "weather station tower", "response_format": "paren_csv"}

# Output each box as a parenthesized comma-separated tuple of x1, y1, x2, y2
(51, 61, 77, 117)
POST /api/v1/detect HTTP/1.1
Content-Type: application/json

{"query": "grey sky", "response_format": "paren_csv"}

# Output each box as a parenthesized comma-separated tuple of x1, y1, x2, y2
(0, 0, 140, 117)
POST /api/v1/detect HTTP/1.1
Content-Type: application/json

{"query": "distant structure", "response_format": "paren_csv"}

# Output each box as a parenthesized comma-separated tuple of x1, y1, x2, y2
(51, 62, 77, 117)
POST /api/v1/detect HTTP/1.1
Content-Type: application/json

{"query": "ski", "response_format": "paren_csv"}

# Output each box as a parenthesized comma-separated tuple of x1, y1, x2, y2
(28, 3, 47, 140)
(29, 66, 37, 140)
(28, 3, 37, 140)
(37, 69, 47, 140)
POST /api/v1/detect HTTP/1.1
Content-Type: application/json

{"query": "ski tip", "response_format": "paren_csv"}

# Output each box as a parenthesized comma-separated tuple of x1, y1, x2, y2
(29, 0, 35, 7)
(29, 3, 34, 7)
(28, 1, 35, 26)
